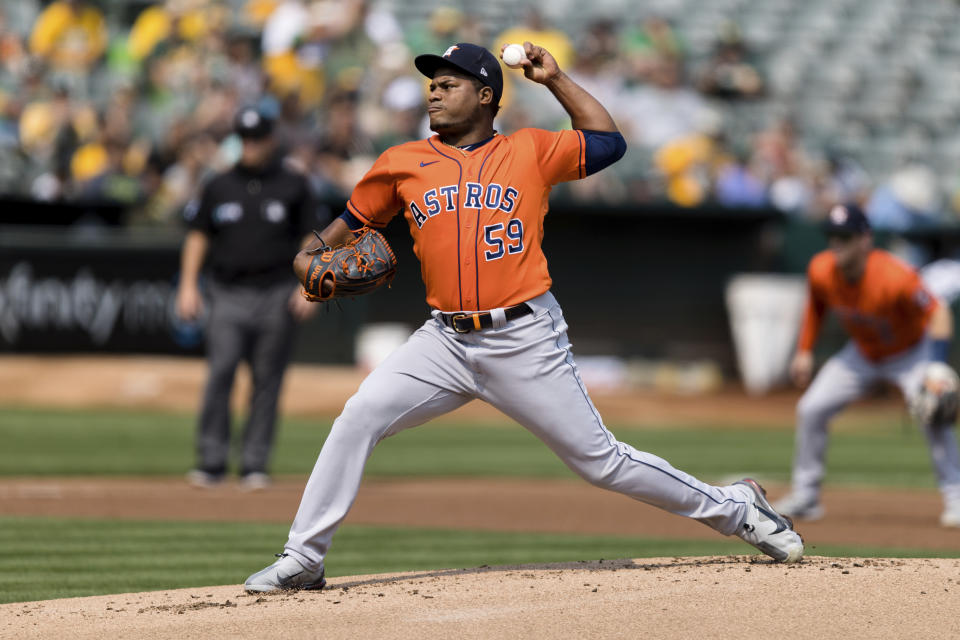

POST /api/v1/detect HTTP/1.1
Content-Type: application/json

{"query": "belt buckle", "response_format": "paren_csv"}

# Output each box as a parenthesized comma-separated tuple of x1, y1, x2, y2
(450, 313, 470, 333)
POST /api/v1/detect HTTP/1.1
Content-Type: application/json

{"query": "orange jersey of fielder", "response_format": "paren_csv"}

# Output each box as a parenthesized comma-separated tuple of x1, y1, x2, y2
(345, 128, 586, 312)
(797, 249, 938, 361)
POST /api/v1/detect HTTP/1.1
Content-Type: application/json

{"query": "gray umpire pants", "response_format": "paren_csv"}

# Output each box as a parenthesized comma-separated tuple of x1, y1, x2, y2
(196, 279, 297, 475)
(790, 339, 960, 506)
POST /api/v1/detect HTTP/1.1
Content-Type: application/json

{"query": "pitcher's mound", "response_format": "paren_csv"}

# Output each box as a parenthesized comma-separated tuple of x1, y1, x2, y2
(4, 556, 958, 639)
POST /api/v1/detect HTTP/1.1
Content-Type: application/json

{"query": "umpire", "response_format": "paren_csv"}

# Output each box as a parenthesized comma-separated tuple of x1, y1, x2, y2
(176, 105, 324, 490)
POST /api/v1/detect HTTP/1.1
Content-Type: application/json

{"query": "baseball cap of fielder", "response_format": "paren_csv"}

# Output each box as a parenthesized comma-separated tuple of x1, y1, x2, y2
(414, 43, 503, 104)
(823, 203, 871, 236)
(233, 105, 275, 139)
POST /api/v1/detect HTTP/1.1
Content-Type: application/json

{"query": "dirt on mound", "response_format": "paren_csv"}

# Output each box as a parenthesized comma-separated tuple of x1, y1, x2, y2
(4, 556, 959, 640)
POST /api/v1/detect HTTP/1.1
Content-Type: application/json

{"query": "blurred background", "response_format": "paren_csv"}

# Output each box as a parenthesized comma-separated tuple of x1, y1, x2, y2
(2, 0, 960, 393)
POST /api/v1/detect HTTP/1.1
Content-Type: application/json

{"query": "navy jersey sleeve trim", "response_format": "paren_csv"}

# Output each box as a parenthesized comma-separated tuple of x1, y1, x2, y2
(338, 209, 366, 231)
(581, 129, 627, 176)
(577, 130, 584, 179)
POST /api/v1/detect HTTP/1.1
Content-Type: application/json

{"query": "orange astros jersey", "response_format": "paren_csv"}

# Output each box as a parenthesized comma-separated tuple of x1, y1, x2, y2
(797, 249, 938, 361)
(345, 128, 586, 312)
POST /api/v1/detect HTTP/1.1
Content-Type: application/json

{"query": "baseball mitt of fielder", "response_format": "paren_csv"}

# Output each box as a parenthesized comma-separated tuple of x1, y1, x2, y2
(911, 361, 960, 429)
(301, 228, 397, 301)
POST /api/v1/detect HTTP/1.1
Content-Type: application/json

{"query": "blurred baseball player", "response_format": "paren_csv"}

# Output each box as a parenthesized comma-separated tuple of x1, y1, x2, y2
(774, 203, 960, 526)
(245, 42, 803, 593)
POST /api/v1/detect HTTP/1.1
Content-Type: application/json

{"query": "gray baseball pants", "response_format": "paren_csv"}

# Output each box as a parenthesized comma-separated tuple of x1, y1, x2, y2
(196, 279, 297, 475)
(789, 339, 960, 505)
(283, 291, 751, 572)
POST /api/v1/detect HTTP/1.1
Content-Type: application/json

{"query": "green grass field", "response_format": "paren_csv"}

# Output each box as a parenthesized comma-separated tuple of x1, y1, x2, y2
(0, 406, 938, 488)
(0, 406, 947, 604)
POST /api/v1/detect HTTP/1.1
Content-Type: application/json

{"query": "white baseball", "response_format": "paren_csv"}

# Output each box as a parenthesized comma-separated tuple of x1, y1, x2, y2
(502, 43, 526, 67)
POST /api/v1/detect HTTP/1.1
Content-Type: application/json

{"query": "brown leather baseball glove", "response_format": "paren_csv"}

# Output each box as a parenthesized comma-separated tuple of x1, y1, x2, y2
(301, 228, 397, 302)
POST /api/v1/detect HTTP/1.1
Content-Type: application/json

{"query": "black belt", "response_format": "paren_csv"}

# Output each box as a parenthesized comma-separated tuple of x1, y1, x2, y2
(438, 303, 533, 333)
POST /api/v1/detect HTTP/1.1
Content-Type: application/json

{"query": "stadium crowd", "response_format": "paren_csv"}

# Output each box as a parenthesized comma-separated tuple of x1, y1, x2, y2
(0, 0, 956, 230)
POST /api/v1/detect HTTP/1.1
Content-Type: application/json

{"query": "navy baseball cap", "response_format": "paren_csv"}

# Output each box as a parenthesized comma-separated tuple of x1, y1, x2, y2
(233, 105, 275, 139)
(823, 203, 871, 236)
(414, 43, 503, 104)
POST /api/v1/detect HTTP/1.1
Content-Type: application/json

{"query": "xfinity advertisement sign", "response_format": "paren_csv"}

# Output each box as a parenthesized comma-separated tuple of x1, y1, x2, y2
(0, 263, 174, 344)
(0, 243, 203, 354)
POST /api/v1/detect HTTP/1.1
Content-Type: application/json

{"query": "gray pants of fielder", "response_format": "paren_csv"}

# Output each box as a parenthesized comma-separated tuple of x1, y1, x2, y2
(197, 279, 297, 476)
(790, 339, 960, 507)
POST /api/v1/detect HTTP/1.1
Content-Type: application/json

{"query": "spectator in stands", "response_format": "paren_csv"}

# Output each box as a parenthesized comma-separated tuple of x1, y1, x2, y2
(29, 0, 107, 72)
(374, 75, 426, 152)
(139, 130, 219, 224)
(243, 0, 280, 29)
(0, 8, 28, 79)
(404, 6, 464, 58)
(617, 54, 707, 150)
(224, 31, 264, 105)
(127, 0, 224, 63)
(314, 90, 375, 196)
(621, 15, 683, 83)
(768, 165, 815, 216)
(267, 91, 311, 155)
(697, 22, 764, 100)
(866, 162, 945, 265)
(261, 0, 324, 109)
(813, 153, 871, 216)
(654, 108, 734, 207)
(564, 21, 624, 121)
(316, 0, 378, 96)
(74, 138, 144, 206)
(751, 117, 799, 178)
(714, 148, 769, 209)
(21, 83, 76, 199)
(190, 79, 239, 141)
(750, 117, 817, 215)
(866, 163, 943, 231)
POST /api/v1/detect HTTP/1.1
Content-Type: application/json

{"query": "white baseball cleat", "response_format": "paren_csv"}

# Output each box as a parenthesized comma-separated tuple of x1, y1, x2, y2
(772, 492, 825, 522)
(244, 553, 326, 593)
(940, 502, 960, 528)
(734, 478, 805, 563)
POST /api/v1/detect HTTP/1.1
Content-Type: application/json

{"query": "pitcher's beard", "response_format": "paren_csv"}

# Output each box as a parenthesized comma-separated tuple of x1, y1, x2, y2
(429, 116, 471, 137)
(429, 103, 486, 140)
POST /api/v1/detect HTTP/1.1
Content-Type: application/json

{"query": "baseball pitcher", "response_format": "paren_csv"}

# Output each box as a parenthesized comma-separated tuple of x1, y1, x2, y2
(245, 42, 804, 593)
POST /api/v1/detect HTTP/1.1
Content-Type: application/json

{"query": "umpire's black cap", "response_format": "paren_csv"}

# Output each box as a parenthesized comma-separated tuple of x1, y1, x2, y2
(823, 203, 871, 236)
(233, 105, 275, 139)
(414, 43, 503, 104)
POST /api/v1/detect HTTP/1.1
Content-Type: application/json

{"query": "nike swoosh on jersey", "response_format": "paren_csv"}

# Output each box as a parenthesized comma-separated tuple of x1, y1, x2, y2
(419, 160, 440, 167)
